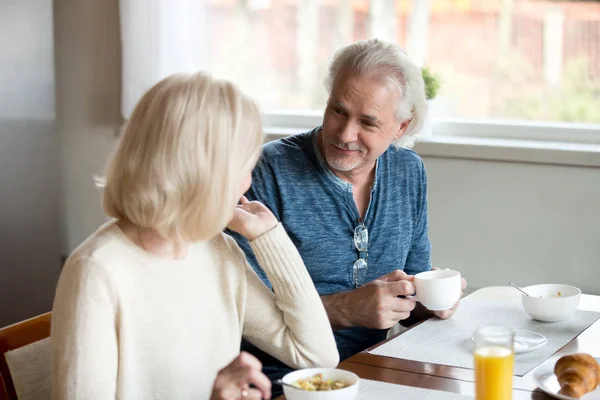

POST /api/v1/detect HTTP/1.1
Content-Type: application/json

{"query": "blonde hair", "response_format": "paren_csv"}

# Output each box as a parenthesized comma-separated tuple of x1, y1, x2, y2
(103, 72, 263, 242)
(325, 39, 427, 148)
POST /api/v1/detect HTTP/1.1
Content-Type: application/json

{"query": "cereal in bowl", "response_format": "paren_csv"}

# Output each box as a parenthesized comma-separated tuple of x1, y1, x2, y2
(293, 373, 349, 391)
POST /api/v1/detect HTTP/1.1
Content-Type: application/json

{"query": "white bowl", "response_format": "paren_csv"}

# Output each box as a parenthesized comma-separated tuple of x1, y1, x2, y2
(282, 368, 359, 400)
(521, 284, 581, 322)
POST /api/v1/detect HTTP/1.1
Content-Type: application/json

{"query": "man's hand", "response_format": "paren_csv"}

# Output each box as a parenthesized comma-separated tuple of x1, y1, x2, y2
(431, 271, 468, 320)
(322, 270, 416, 330)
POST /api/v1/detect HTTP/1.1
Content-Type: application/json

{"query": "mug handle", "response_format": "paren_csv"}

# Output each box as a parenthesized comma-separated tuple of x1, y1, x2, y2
(398, 293, 419, 301)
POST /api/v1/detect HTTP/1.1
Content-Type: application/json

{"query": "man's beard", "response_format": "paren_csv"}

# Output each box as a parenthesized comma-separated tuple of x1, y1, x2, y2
(323, 140, 366, 172)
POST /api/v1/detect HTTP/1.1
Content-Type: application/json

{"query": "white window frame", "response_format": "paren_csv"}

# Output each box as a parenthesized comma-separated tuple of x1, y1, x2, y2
(263, 111, 600, 168)
(432, 118, 600, 144)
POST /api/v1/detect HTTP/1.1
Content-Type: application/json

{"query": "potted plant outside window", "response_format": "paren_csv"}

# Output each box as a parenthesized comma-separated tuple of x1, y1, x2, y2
(420, 67, 441, 139)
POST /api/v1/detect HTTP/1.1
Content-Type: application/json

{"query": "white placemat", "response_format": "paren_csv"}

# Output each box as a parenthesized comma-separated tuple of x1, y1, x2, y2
(368, 295, 600, 376)
(359, 379, 473, 399)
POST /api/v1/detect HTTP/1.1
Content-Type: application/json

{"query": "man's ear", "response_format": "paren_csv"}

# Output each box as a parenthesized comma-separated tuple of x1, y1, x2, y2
(395, 118, 412, 140)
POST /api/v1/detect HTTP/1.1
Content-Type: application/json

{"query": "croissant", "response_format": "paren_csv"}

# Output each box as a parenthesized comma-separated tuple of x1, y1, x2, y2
(554, 353, 600, 398)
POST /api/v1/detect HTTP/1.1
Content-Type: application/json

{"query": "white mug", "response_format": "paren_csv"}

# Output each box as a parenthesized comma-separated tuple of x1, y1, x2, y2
(411, 269, 462, 311)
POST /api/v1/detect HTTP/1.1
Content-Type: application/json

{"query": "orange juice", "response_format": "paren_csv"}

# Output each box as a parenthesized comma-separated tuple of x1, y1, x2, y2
(474, 346, 514, 400)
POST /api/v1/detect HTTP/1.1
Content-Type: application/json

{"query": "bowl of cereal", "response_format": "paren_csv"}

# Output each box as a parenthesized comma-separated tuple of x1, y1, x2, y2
(521, 284, 581, 323)
(281, 368, 359, 400)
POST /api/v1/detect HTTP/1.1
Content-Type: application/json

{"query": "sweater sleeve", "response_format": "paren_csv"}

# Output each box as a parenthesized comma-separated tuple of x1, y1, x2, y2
(51, 256, 118, 400)
(241, 224, 339, 369)
(226, 154, 282, 289)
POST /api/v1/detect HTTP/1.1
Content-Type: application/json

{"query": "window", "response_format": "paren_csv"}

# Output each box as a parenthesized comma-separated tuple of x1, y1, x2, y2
(205, 0, 600, 133)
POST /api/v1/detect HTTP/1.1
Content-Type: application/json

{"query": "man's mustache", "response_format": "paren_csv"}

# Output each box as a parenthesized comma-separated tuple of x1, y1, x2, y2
(326, 140, 366, 153)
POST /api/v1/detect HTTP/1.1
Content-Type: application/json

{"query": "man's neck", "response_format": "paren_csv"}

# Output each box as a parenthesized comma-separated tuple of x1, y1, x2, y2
(331, 163, 376, 188)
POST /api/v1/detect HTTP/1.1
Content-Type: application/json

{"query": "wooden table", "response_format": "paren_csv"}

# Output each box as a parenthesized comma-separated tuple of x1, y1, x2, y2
(278, 287, 600, 399)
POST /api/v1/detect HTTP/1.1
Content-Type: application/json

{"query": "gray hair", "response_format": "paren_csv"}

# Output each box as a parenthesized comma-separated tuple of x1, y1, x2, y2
(324, 38, 427, 148)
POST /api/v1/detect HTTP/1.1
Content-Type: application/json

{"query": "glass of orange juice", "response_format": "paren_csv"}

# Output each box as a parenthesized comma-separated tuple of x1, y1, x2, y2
(474, 325, 515, 400)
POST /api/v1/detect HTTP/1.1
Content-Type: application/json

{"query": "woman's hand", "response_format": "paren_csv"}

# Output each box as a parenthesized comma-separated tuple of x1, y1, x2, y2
(210, 352, 271, 400)
(227, 196, 278, 241)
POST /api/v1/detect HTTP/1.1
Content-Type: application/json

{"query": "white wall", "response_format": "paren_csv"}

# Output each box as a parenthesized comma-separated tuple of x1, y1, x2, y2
(54, 0, 121, 253)
(0, 119, 60, 326)
(0, 0, 59, 326)
(424, 157, 600, 296)
(0, 0, 121, 327)
(0, 0, 55, 118)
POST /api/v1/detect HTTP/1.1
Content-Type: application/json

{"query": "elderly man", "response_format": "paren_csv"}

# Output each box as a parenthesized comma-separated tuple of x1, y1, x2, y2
(230, 38, 466, 388)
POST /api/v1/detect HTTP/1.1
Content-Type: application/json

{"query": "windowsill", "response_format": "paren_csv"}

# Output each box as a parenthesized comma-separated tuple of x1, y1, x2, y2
(414, 136, 600, 168)
(264, 128, 600, 168)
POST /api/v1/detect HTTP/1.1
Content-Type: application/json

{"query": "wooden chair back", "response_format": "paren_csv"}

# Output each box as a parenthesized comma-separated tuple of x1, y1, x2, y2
(0, 313, 51, 400)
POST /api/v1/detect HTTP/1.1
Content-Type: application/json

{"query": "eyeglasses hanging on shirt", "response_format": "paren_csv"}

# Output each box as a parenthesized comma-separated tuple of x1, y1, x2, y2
(353, 220, 368, 288)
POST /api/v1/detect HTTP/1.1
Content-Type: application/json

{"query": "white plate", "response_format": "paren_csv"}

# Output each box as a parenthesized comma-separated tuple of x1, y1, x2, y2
(472, 329, 547, 354)
(533, 358, 600, 399)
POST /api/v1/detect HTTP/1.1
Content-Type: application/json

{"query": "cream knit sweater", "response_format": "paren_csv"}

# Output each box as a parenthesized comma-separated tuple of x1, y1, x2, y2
(50, 221, 338, 399)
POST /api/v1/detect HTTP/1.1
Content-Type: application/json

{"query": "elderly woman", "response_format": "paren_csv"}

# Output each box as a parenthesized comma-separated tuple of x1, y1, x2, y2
(50, 72, 339, 400)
